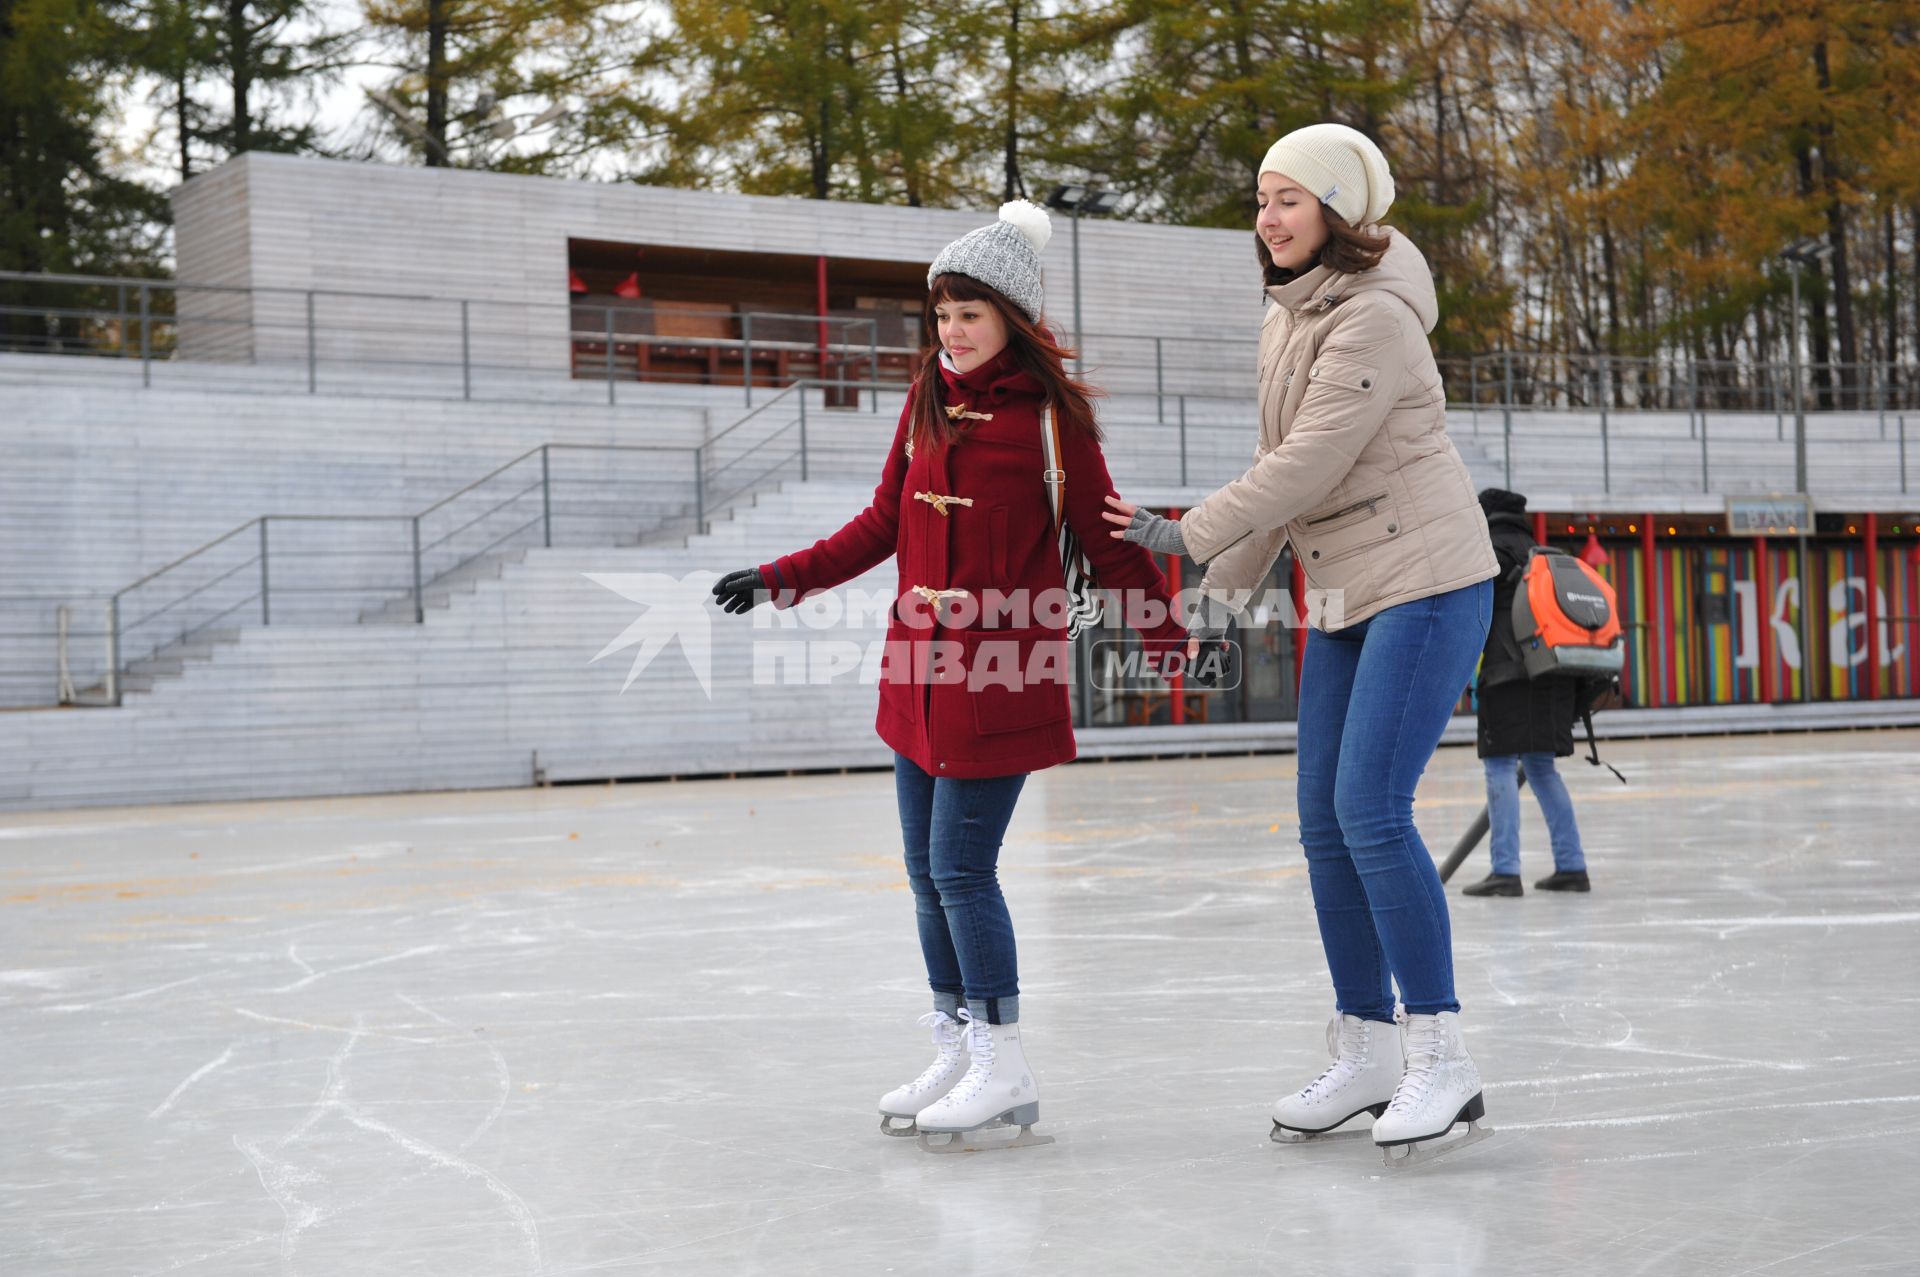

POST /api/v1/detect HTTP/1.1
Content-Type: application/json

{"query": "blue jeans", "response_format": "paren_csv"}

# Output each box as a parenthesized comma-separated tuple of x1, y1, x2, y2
(1483, 754, 1586, 876)
(1296, 581, 1493, 1021)
(894, 755, 1027, 1024)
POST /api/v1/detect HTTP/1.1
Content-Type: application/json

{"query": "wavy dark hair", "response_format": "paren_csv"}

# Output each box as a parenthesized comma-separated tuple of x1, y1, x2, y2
(1256, 204, 1391, 286)
(912, 273, 1104, 452)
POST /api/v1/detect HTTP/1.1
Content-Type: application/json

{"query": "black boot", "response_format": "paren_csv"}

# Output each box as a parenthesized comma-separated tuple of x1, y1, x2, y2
(1462, 873, 1523, 897)
(1533, 870, 1591, 892)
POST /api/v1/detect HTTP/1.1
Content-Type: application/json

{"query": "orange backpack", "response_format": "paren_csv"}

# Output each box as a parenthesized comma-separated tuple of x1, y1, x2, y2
(1511, 548, 1624, 680)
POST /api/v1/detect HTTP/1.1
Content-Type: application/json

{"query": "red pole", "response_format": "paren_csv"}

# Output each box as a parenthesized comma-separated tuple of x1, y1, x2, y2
(1754, 536, 1774, 704)
(1167, 507, 1185, 725)
(1865, 512, 1880, 700)
(815, 255, 830, 391)
(1532, 511, 1548, 545)
(1641, 515, 1659, 708)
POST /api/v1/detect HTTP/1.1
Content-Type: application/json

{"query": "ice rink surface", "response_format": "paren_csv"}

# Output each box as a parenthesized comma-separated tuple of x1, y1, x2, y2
(4, 730, 1919, 1276)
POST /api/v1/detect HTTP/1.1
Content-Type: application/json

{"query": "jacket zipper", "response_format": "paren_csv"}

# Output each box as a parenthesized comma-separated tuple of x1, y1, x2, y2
(1304, 493, 1388, 527)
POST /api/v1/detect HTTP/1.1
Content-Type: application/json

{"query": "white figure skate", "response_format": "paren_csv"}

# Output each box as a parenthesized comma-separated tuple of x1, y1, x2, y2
(913, 1010, 1053, 1153)
(1270, 1012, 1403, 1144)
(1371, 1011, 1494, 1170)
(878, 1010, 968, 1136)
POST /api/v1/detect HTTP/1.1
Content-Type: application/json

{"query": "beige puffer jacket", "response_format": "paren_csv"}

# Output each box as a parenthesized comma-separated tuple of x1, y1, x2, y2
(1178, 228, 1497, 631)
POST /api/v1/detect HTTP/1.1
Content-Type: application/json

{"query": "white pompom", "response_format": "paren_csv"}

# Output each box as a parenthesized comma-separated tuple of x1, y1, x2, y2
(998, 199, 1052, 253)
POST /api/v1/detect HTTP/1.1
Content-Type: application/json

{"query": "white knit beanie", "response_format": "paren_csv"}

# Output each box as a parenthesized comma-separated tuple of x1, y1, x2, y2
(1259, 123, 1394, 228)
(927, 200, 1052, 321)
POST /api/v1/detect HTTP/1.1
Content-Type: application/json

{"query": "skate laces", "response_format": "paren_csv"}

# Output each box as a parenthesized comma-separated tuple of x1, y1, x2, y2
(918, 1010, 961, 1052)
(1300, 1015, 1369, 1102)
(903, 1011, 963, 1094)
(943, 1008, 997, 1104)
(1388, 1018, 1448, 1114)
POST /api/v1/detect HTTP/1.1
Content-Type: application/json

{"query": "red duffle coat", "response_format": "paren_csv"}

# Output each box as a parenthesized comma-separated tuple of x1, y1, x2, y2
(758, 351, 1189, 778)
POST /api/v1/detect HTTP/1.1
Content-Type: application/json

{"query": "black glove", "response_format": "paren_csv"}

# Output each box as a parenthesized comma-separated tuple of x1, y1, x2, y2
(1187, 637, 1234, 688)
(711, 567, 770, 615)
(1185, 594, 1237, 688)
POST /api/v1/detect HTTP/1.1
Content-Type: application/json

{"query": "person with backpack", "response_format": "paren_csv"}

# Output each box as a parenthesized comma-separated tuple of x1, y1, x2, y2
(710, 201, 1191, 1152)
(1103, 123, 1499, 1167)
(1464, 488, 1592, 897)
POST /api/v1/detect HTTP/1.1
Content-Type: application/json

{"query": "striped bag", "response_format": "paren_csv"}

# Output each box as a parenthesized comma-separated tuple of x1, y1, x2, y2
(1040, 403, 1104, 637)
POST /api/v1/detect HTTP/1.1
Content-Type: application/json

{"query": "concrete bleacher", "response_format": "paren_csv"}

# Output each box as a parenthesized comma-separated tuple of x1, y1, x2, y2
(1447, 405, 1919, 501)
(7, 348, 1920, 811)
(0, 480, 894, 809)
(8, 464, 1917, 811)
(0, 365, 759, 707)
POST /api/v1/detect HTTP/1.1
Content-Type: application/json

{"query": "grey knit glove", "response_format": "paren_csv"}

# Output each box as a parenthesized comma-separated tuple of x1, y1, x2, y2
(1187, 594, 1237, 688)
(1190, 592, 1238, 642)
(1123, 507, 1187, 556)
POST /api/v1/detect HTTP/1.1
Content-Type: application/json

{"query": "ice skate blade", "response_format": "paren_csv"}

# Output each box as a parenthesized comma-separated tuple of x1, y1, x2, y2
(1270, 1119, 1373, 1145)
(918, 1122, 1054, 1154)
(1377, 1119, 1495, 1171)
(879, 1114, 920, 1137)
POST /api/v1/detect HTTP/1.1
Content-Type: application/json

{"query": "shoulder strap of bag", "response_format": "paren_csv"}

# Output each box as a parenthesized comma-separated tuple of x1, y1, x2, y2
(1040, 402, 1067, 533)
(1579, 679, 1628, 785)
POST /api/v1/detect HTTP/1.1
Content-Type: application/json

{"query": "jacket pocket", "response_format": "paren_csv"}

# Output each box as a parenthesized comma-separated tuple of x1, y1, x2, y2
(1303, 491, 1390, 531)
(1309, 356, 1384, 395)
(962, 624, 1071, 735)
(1296, 492, 1400, 565)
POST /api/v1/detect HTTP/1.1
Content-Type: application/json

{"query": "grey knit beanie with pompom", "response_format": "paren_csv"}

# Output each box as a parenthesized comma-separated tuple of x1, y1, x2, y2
(927, 200, 1053, 321)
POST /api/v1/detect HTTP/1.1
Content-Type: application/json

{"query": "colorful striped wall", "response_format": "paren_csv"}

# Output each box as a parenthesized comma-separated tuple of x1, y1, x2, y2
(1583, 536, 1920, 708)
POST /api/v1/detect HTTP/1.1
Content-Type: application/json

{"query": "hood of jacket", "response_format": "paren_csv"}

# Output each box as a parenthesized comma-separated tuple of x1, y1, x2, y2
(1264, 227, 1440, 335)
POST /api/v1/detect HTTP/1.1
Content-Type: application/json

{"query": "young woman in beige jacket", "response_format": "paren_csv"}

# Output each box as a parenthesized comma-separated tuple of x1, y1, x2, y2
(1104, 123, 1500, 1167)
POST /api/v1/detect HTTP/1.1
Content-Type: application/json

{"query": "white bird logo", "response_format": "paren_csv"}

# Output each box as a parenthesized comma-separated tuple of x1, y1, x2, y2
(584, 571, 718, 697)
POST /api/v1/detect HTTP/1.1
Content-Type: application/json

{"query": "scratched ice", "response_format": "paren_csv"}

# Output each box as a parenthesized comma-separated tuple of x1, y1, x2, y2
(3, 730, 1918, 1275)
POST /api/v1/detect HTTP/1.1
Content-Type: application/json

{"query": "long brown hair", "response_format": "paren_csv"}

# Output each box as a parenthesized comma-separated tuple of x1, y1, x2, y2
(912, 273, 1105, 452)
(1256, 206, 1391, 286)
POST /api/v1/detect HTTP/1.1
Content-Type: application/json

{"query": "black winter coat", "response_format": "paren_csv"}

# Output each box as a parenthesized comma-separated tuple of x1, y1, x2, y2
(1477, 511, 1576, 759)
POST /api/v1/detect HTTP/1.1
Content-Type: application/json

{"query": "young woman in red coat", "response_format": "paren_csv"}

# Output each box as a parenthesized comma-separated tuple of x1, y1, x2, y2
(710, 201, 1190, 1150)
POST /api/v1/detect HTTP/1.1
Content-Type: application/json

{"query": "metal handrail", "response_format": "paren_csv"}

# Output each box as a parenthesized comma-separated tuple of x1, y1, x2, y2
(705, 447, 805, 517)
(416, 447, 545, 519)
(73, 435, 741, 707)
(121, 555, 261, 634)
(702, 381, 810, 448)
(116, 518, 261, 596)
(416, 442, 694, 519)
(704, 429, 799, 489)
(141, 593, 263, 658)
(0, 268, 409, 301)
(1, 272, 903, 407)
(420, 479, 545, 556)
(9, 269, 1918, 414)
